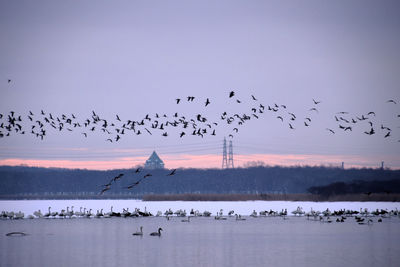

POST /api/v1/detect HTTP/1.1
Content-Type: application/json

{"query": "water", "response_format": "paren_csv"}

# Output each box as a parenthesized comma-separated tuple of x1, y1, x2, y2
(1, 200, 400, 267)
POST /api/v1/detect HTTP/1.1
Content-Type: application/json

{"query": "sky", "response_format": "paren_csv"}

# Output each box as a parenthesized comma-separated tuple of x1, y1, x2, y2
(0, 0, 400, 170)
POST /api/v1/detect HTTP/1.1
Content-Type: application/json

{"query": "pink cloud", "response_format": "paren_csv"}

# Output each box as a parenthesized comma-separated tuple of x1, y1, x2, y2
(0, 153, 398, 170)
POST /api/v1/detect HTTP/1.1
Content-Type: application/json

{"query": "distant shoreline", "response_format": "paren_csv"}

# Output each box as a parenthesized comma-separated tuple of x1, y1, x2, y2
(1, 193, 399, 202)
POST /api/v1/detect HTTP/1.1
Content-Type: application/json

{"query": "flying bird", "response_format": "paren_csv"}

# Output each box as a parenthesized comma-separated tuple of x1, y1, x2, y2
(205, 98, 211, 107)
(100, 187, 110, 195)
(113, 173, 124, 182)
(229, 91, 235, 98)
(312, 99, 321, 105)
(326, 128, 335, 134)
(176, 98, 181, 104)
(364, 128, 375, 135)
(167, 169, 176, 176)
(386, 99, 397, 104)
(251, 95, 257, 101)
(126, 180, 142, 189)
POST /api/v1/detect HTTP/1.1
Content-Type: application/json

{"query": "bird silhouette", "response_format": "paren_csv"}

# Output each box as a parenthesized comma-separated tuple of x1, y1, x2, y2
(387, 99, 397, 104)
(100, 187, 110, 195)
(167, 169, 176, 176)
(113, 173, 124, 182)
(312, 99, 321, 105)
(125, 180, 142, 189)
(364, 128, 375, 135)
(326, 128, 335, 134)
(205, 98, 211, 106)
(229, 91, 235, 98)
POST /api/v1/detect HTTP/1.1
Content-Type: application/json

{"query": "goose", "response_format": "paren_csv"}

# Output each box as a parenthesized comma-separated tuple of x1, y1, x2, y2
(123, 208, 131, 217)
(150, 228, 163, 236)
(133, 226, 143, 236)
(59, 209, 66, 219)
(85, 209, 93, 218)
(50, 209, 58, 218)
(95, 209, 104, 218)
(44, 207, 51, 218)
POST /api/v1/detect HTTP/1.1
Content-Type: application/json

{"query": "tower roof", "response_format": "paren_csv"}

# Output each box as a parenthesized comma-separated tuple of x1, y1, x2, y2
(144, 151, 165, 169)
(148, 151, 162, 162)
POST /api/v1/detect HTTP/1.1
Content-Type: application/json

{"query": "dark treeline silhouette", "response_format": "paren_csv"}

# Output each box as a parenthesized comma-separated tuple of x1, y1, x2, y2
(308, 179, 400, 196)
(0, 165, 399, 199)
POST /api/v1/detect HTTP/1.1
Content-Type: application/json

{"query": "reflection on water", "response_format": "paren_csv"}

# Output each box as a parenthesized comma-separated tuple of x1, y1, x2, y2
(1, 216, 399, 267)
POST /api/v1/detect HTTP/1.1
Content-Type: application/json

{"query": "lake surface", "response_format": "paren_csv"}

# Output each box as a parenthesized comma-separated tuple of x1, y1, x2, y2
(1, 200, 400, 267)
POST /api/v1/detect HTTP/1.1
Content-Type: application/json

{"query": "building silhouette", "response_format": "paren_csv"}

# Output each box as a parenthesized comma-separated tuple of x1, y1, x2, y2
(144, 151, 165, 169)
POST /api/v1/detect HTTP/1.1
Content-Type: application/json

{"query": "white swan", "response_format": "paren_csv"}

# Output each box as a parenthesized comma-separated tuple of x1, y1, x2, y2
(15, 211, 24, 219)
(133, 226, 143, 236)
(33, 209, 43, 218)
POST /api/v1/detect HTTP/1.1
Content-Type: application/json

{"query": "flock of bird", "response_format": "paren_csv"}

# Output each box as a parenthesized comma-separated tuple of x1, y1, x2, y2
(1, 89, 399, 142)
(1, 87, 399, 194)
(99, 168, 176, 195)
(2, 206, 399, 226)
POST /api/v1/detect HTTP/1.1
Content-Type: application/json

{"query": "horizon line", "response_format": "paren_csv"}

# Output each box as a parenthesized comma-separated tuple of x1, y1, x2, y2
(0, 152, 398, 170)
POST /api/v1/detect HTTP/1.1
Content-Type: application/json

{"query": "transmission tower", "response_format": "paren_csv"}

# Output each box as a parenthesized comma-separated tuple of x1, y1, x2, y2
(228, 140, 234, 168)
(222, 137, 228, 168)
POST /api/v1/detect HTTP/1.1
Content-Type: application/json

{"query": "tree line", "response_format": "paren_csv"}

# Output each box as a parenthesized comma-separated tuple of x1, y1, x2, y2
(0, 165, 399, 198)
